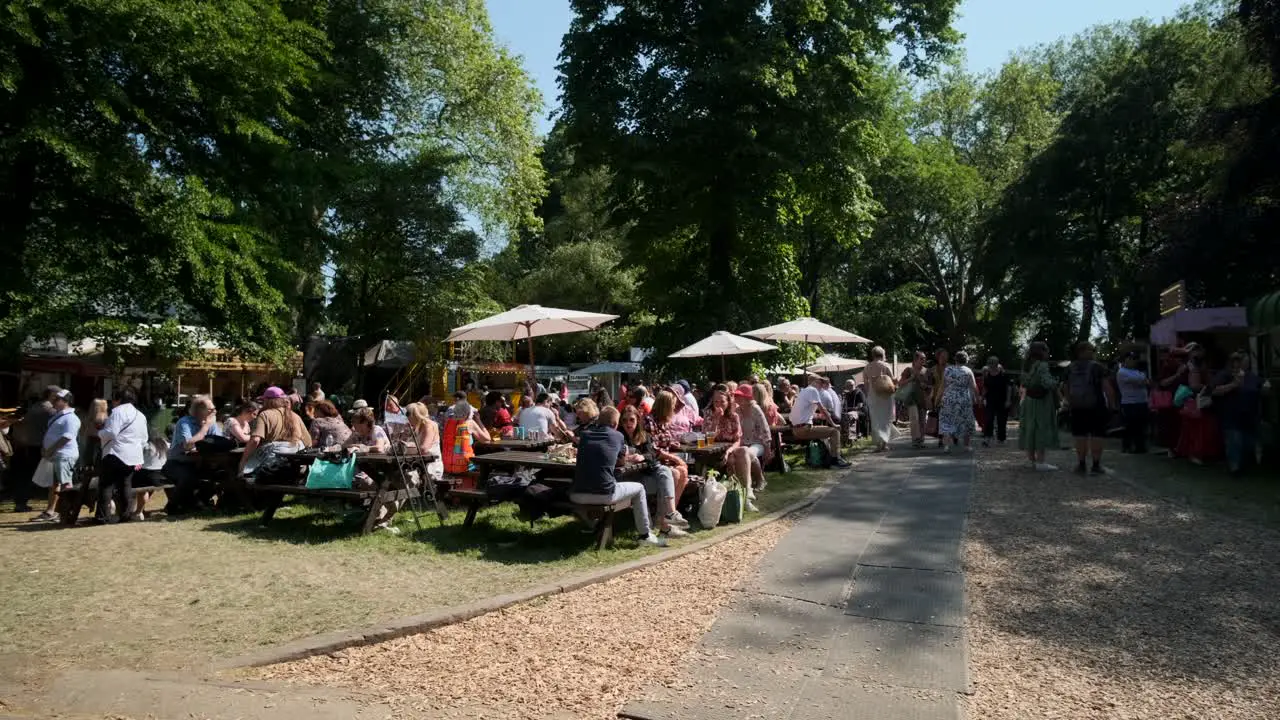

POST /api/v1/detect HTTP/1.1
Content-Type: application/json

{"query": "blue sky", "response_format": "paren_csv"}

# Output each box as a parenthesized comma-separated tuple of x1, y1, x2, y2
(486, 0, 1191, 132)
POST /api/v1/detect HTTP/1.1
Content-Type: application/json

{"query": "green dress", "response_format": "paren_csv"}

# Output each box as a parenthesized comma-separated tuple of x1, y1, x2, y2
(1019, 361, 1059, 451)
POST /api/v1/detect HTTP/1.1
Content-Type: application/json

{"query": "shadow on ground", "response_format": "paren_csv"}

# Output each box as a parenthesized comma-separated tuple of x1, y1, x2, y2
(967, 443, 1280, 690)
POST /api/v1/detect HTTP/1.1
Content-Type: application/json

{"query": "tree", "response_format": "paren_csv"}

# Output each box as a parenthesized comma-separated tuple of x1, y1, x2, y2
(557, 0, 960, 360)
(0, 0, 325, 361)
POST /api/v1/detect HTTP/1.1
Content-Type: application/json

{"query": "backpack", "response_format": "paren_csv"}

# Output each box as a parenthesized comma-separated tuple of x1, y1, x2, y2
(1067, 361, 1102, 410)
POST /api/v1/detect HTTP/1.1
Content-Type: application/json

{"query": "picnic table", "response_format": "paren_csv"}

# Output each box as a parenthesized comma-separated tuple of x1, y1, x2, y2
(473, 437, 555, 455)
(244, 450, 441, 534)
(675, 441, 732, 475)
(461, 450, 649, 548)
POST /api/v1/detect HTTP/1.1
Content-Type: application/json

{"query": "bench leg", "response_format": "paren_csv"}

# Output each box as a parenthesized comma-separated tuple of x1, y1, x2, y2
(361, 484, 392, 535)
(462, 501, 481, 528)
(259, 492, 284, 526)
(595, 509, 615, 550)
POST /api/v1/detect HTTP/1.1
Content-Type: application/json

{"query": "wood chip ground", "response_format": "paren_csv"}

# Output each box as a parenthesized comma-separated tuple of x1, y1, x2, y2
(964, 446, 1280, 720)
(256, 520, 793, 719)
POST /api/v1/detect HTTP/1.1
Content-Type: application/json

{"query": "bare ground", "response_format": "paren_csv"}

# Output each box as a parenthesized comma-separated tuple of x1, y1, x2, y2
(253, 519, 794, 720)
(964, 442, 1280, 720)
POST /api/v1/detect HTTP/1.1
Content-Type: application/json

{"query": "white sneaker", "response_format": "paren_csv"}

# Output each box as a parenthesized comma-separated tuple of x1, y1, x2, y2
(1034, 463, 1058, 472)
(661, 525, 689, 538)
(746, 501, 760, 512)
(375, 524, 401, 535)
(641, 533, 668, 547)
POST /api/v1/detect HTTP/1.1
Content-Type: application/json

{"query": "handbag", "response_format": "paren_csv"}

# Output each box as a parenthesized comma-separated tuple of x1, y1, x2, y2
(893, 381, 916, 403)
(871, 374, 895, 396)
(925, 414, 939, 437)
(1173, 384, 1195, 408)
(305, 452, 357, 490)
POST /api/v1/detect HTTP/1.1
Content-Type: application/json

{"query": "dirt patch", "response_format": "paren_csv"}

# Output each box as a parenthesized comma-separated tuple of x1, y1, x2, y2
(963, 444, 1280, 720)
(254, 519, 793, 720)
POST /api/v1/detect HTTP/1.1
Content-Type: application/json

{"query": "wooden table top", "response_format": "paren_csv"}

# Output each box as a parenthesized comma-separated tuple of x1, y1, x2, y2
(676, 441, 732, 455)
(471, 450, 647, 476)
(474, 438, 555, 452)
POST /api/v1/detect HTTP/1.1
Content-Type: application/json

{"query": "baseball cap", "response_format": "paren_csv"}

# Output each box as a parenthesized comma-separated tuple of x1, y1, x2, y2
(259, 386, 286, 400)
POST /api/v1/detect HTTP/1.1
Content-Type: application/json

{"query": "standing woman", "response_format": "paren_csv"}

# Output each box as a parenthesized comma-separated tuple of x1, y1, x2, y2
(1153, 348, 1186, 451)
(1019, 342, 1060, 471)
(863, 346, 897, 452)
(898, 351, 929, 448)
(1174, 343, 1223, 464)
(930, 348, 950, 448)
(938, 351, 978, 452)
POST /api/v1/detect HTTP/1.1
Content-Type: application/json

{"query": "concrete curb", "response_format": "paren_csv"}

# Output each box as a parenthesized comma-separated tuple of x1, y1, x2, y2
(212, 473, 843, 671)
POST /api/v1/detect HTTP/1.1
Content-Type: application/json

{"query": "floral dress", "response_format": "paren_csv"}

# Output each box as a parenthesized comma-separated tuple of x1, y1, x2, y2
(938, 365, 977, 438)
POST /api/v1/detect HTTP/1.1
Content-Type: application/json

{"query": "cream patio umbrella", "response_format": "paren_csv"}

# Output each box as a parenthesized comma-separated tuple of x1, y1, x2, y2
(744, 317, 872, 344)
(445, 304, 618, 383)
(805, 354, 868, 373)
(668, 331, 779, 380)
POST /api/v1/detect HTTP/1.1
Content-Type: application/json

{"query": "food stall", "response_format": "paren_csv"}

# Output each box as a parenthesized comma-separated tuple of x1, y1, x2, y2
(447, 362, 570, 408)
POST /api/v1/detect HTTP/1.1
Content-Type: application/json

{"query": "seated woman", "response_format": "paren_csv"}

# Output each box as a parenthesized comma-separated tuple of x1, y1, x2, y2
(236, 387, 311, 478)
(646, 390, 691, 508)
(344, 408, 390, 453)
(308, 400, 351, 447)
(619, 405, 689, 537)
(442, 399, 491, 475)
(753, 383, 783, 427)
(479, 391, 514, 438)
(737, 385, 773, 491)
(383, 394, 407, 426)
(132, 431, 169, 520)
(223, 401, 259, 446)
(703, 388, 760, 512)
(364, 402, 445, 534)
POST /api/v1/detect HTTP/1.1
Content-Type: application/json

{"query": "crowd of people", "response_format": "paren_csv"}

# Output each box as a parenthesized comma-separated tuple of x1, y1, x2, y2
(2, 339, 1264, 534)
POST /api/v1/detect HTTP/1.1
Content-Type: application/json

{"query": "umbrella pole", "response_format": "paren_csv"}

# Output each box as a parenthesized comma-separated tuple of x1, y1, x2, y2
(720, 355, 726, 381)
(527, 323, 536, 391)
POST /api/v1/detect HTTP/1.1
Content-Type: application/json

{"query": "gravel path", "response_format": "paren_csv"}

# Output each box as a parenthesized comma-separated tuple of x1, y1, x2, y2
(964, 443, 1280, 720)
(256, 519, 793, 719)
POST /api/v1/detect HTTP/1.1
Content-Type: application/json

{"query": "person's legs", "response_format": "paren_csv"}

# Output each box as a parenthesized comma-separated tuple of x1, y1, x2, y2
(1090, 409, 1106, 469)
(996, 406, 1009, 443)
(163, 462, 197, 513)
(983, 405, 996, 444)
(1132, 406, 1148, 454)
(12, 446, 39, 511)
(908, 405, 923, 444)
(1222, 428, 1241, 472)
(670, 462, 688, 506)
(96, 456, 124, 523)
(747, 444, 766, 490)
(613, 481, 651, 537)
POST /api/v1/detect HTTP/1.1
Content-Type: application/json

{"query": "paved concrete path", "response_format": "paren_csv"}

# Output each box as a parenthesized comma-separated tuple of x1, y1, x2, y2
(620, 445, 973, 720)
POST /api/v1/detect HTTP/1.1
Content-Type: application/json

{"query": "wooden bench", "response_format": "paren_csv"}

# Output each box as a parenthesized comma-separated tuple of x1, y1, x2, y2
(55, 472, 175, 526)
(448, 487, 492, 528)
(551, 497, 632, 550)
(248, 482, 421, 535)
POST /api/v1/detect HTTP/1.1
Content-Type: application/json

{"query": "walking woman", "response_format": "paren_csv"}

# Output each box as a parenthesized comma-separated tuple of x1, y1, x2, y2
(1019, 341, 1059, 471)
(938, 351, 978, 452)
(898, 351, 930, 448)
(863, 346, 897, 451)
(930, 348, 950, 447)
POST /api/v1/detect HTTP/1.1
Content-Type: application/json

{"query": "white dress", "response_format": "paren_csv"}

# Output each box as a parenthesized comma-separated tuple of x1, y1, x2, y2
(865, 362, 895, 446)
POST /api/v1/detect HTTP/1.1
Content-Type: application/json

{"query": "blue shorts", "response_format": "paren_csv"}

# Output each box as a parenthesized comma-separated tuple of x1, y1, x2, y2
(52, 457, 77, 488)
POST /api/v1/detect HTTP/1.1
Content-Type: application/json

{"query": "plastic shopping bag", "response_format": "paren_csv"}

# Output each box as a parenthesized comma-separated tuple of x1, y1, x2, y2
(31, 458, 55, 489)
(698, 474, 728, 529)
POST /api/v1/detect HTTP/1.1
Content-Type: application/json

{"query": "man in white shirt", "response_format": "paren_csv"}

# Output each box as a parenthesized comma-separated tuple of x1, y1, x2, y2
(517, 392, 572, 440)
(789, 376, 849, 467)
(97, 387, 149, 523)
(819, 378, 842, 420)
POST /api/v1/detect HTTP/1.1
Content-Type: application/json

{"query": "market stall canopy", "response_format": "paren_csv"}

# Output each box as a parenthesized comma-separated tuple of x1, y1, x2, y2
(1249, 291, 1280, 329)
(571, 361, 643, 376)
(363, 340, 416, 369)
(445, 304, 618, 342)
(806, 354, 868, 373)
(744, 317, 872, 344)
(766, 366, 811, 376)
(1149, 306, 1248, 347)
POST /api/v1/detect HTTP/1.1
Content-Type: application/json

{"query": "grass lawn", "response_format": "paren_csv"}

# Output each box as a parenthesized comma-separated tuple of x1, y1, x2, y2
(0, 455, 838, 686)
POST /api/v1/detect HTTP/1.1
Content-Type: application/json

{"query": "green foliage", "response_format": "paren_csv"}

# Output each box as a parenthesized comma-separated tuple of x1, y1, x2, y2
(558, 0, 960, 363)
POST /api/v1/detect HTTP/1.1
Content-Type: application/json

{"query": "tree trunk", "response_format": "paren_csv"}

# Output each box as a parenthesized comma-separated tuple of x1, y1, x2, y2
(1077, 282, 1095, 344)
